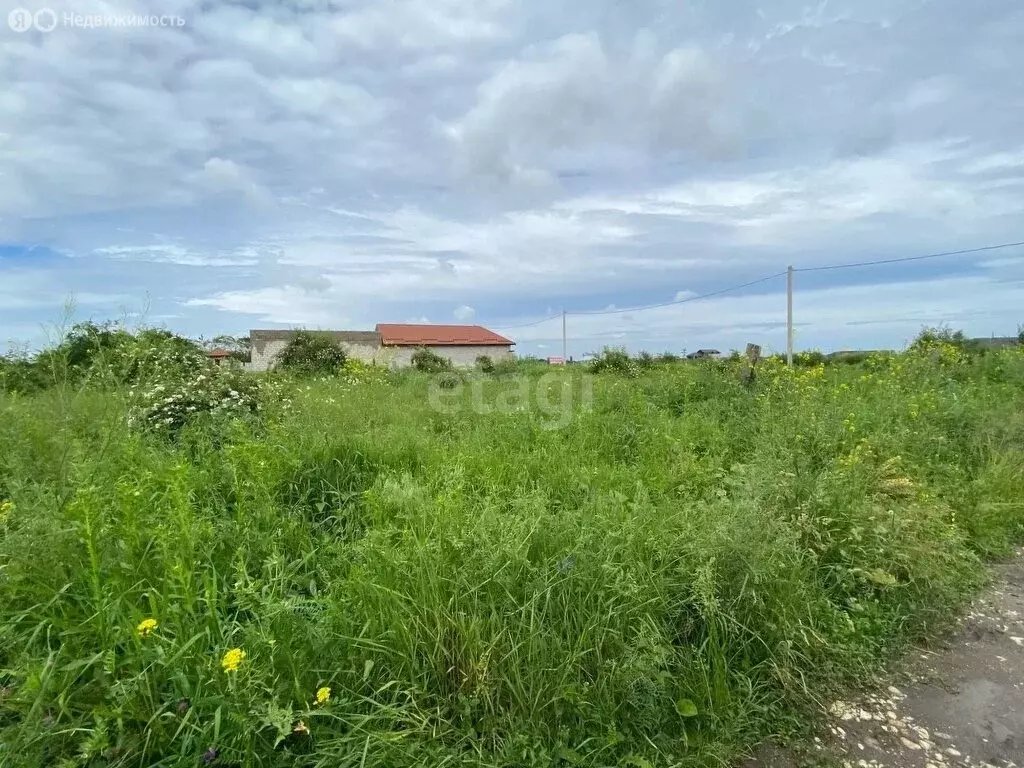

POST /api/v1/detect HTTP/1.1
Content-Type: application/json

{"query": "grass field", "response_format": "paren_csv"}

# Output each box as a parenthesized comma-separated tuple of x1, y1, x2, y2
(1, 338, 1023, 767)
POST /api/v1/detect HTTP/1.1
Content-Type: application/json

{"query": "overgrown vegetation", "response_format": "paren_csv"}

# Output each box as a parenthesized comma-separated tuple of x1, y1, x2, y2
(410, 346, 454, 373)
(275, 331, 348, 375)
(1, 326, 1023, 767)
(588, 346, 639, 376)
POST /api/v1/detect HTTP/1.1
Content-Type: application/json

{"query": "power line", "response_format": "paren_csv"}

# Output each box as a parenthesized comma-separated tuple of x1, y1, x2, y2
(494, 271, 787, 330)
(496, 312, 563, 331)
(794, 240, 1024, 273)
(571, 271, 788, 316)
(493, 238, 1024, 332)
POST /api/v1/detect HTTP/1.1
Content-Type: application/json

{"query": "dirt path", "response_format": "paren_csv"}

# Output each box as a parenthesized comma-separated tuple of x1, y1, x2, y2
(746, 549, 1024, 768)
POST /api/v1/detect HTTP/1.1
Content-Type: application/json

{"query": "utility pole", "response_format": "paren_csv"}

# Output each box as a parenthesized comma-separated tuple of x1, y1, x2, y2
(562, 309, 567, 362)
(786, 265, 794, 367)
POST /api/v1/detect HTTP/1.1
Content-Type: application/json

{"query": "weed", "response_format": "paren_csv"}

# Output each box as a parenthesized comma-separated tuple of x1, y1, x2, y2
(0, 332, 1022, 767)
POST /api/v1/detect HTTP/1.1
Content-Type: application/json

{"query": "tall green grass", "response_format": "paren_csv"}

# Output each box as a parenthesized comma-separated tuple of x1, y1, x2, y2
(1, 347, 1023, 767)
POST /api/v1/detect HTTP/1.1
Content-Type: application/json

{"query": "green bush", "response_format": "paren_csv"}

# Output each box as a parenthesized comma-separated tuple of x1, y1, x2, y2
(492, 357, 519, 376)
(793, 349, 826, 367)
(275, 331, 347, 375)
(0, 351, 48, 394)
(910, 324, 967, 351)
(410, 347, 453, 373)
(475, 355, 495, 373)
(129, 365, 266, 432)
(589, 346, 638, 376)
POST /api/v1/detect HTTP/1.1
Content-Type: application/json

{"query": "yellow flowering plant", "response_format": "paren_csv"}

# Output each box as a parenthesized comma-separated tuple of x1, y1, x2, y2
(221, 647, 246, 673)
(136, 618, 158, 638)
(315, 686, 331, 706)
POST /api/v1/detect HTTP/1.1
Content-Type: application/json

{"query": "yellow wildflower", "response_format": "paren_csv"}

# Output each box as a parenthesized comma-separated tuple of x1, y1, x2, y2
(221, 647, 246, 673)
(315, 686, 331, 706)
(0, 499, 12, 521)
(136, 618, 158, 638)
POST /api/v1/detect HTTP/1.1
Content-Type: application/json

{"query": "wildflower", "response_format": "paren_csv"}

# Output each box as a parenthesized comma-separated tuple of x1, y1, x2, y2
(0, 499, 12, 521)
(201, 747, 218, 764)
(292, 720, 309, 735)
(136, 618, 158, 638)
(221, 647, 246, 673)
(315, 686, 331, 706)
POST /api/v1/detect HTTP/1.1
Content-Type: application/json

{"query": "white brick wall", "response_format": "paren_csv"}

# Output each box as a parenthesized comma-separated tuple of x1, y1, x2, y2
(387, 345, 513, 368)
(249, 339, 511, 371)
(250, 340, 395, 371)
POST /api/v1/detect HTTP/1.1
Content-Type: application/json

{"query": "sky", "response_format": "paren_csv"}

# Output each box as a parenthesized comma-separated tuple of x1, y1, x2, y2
(1, 0, 1023, 358)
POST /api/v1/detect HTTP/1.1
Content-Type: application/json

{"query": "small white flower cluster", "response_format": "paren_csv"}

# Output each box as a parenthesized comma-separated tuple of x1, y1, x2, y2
(132, 369, 260, 431)
(127, 350, 294, 431)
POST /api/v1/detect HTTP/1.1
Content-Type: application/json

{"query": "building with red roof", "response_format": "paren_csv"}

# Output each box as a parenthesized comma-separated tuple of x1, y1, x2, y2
(248, 324, 515, 371)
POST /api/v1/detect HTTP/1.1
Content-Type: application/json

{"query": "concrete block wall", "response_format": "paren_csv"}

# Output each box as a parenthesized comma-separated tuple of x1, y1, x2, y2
(250, 340, 400, 371)
(249, 337, 513, 371)
(387, 345, 513, 368)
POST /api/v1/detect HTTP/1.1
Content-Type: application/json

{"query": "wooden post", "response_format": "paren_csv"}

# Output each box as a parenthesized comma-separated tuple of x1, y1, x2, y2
(740, 342, 762, 387)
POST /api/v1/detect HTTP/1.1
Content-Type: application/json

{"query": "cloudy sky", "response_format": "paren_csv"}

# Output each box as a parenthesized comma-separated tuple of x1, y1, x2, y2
(1, 0, 1022, 357)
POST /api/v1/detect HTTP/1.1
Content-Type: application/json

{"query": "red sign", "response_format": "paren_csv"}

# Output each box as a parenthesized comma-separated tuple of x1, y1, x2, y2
(547, 357, 566, 365)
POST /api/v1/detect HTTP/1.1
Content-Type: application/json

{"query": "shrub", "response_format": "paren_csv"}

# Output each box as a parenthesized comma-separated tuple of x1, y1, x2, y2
(793, 350, 826, 367)
(910, 325, 967, 351)
(492, 357, 519, 377)
(276, 331, 347, 375)
(589, 347, 638, 376)
(129, 365, 266, 432)
(411, 347, 453, 373)
(113, 328, 208, 384)
(476, 355, 495, 373)
(829, 351, 874, 365)
(0, 351, 48, 394)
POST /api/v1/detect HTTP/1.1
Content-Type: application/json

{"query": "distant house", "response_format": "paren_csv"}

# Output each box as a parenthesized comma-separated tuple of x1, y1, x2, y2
(686, 349, 721, 359)
(206, 348, 232, 366)
(248, 324, 515, 371)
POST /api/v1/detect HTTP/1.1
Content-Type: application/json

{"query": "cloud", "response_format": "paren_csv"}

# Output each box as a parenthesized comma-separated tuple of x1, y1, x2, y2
(3, 0, 1024, 355)
(558, 140, 1023, 248)
(196, 158, 273, 207)
(453, 305, 476, 321)
(448, 31, 742, 183)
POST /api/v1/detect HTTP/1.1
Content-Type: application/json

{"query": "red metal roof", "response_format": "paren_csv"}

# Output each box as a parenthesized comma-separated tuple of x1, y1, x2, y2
(376, 324, 513, 347)
(207, 348, 232, 358)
